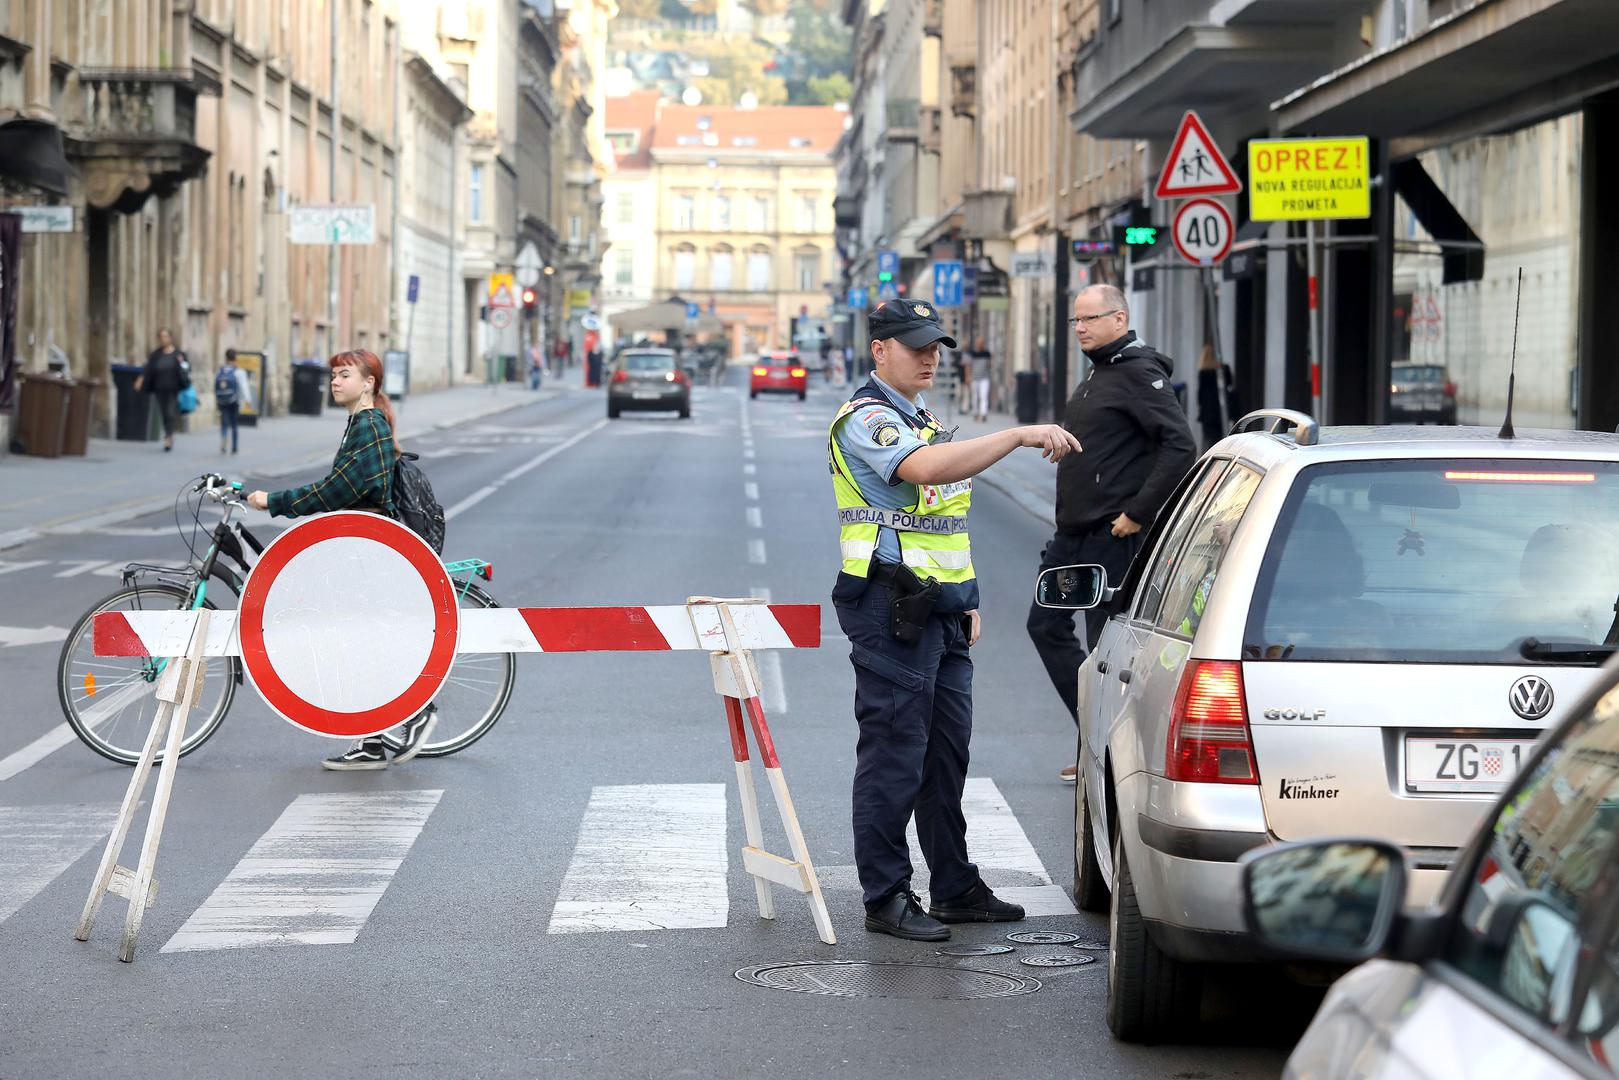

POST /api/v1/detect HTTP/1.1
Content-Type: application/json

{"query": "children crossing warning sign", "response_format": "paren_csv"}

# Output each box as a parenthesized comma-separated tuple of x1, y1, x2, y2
(1248, 137, 1371, 221)
(1154, 111, 1241, 200)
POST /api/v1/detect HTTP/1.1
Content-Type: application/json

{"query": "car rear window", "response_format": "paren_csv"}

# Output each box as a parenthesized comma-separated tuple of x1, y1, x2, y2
(1394, 365, 1446, 383)
(621, 353, 674, 372)
(1246, 459, 1619, 664)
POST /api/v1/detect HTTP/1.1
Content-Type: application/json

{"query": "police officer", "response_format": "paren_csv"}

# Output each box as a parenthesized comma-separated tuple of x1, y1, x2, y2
(831, 300, 1083, 941)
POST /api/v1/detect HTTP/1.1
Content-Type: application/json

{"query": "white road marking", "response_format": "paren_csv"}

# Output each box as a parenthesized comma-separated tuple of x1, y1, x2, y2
(743, 463, 756, 475)
(444, 418, 608, 521)
(547, 784, 728, 934)
(53, 560, 109, 578)
(0, 804, 120, 923)
(0, 560, 49, 577)
(161, 790, 444, 952)
(743, 448, 755, 460)
(748, 539, 767, 564)
(0, 724, 82, 784)
(743, 482, 759, 501)
(0, 625, 68, 648)
(746, 506, 762, 529)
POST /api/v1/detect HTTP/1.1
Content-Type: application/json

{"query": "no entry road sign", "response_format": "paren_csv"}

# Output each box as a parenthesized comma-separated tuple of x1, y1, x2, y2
(238, 513, 459, 738)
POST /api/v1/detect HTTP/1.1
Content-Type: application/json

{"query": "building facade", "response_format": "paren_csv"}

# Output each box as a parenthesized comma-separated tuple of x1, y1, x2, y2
(600, 89, 659, 349)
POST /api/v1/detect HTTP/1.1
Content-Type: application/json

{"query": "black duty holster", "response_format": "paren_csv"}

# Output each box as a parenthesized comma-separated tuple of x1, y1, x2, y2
(874, 560, 941, 645)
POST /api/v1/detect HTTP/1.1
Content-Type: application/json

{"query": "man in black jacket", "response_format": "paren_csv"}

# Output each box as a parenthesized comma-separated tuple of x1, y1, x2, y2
(1027, 284, 1196, 782)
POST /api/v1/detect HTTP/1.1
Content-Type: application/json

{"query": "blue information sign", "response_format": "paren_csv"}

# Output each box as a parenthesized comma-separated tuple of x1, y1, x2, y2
(933, 260, 964, 308)
(876, 250, 900, 279)
(876, 281, 899, 302)
(407, 274, 420, 304)
(847, 287, 870, 309)
(685, 302, 701, 320)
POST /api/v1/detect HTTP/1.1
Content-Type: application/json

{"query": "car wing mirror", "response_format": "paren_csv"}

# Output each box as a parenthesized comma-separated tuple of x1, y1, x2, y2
(1240, 839, 1407, 964)
(1035, 564, 1112, 610)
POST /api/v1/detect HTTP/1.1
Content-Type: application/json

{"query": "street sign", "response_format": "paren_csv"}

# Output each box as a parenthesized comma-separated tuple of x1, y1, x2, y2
(1072, 238, 1119, 260)
(238, 513, 459, 738)
(877, 249, 900, 280)
(488, 272, 517, 309)
(1172, 198, 1234, 266)
(847, 286, 869, 309)
(1248, 136, 1371, 221)
(489, 307, 514, 331)
(515, 241, 543, 287)
(685, 302, 701, 320)
(1010, 252, 1053, 278)
(933, 260, 964, 307)
(1154, 111, 1241, 200)
(407, 274, 420, 304)
(288, 203, 377, 245)
(876, 280, 899, 302)
(14, 206, 74, 233)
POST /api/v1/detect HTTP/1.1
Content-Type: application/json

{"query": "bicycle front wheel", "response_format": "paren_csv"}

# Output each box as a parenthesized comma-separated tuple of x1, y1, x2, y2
(56, 582, 238, 766)
(381, 581, 515, 758)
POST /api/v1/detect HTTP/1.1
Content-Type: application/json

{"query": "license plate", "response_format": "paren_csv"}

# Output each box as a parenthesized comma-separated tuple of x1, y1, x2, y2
(1404, 736, 1538, 793)
(632, 391, 663, 400)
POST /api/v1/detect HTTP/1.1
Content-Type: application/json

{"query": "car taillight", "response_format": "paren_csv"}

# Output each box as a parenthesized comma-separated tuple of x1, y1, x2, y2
(789, 368, 806, 378)
(752, 366, 768, 377)
(1166, 661, 1257, 784)
(611, 370, 629, 383)
(1443, 381, 1457, 396)
(1444, 470, 1595, 484)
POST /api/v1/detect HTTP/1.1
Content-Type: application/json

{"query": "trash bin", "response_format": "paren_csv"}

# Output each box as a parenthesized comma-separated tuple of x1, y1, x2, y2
(1014, 370, 1041, 424)
(62, 378, 101, 456)
(111, 363, 153, 442)
(16, 372, 71, 457)
(290, 360, 327, 416)
(503, 354, 520, 383)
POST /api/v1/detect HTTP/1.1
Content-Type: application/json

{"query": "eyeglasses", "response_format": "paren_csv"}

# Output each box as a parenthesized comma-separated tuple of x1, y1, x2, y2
(1068, 310, 1121, 328)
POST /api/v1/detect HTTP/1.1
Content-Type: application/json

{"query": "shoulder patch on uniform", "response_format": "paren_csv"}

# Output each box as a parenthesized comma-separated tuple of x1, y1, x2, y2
(859, 405, 900, 431)
(872, 422, 902, 447)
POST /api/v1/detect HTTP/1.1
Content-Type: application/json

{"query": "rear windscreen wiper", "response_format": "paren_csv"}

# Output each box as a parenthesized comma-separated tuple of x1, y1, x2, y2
(1519, 638, 1618, 664)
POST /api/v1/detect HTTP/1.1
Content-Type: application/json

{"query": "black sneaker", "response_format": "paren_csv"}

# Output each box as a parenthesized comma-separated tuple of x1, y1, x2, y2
(390, 707, 438, 765)
(865, 889, 950, 942)
(321, 738, 388, 771)
(928, 881, 1026, 924)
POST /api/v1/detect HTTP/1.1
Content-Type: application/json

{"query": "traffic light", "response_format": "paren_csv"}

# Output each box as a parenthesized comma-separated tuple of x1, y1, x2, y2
(877, 270, 893, 284)
(521, 287, 538, 318)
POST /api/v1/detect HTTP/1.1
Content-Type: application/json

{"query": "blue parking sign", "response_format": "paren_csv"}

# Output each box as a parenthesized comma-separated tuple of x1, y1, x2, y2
(933, 260, 964, 307)
(877, 250, 900, 278)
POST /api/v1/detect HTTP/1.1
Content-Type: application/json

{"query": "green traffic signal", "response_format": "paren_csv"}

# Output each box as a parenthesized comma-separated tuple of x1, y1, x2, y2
(1124, 226, 1158, 246)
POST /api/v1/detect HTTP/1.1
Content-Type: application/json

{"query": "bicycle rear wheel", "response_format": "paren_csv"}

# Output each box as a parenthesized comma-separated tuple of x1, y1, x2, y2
(381, 581, 515, 758)
(56, 582, 237, 766)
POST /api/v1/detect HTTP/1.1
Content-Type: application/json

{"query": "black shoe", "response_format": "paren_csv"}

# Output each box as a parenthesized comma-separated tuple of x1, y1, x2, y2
(865, 890, 950, 942)
(928, 881, 1026, 924)
(390, 706, 438, 764)
(321, 738, 388, 771)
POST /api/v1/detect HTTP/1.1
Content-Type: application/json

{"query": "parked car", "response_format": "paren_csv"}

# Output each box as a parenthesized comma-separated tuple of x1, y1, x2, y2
(1389, 363, 1458, 424)
(606, 348, 691, 419)
(1242, 651, 1619, 1078)
(750, 352, 807, 400)
(1039, 409, 1619, 1042)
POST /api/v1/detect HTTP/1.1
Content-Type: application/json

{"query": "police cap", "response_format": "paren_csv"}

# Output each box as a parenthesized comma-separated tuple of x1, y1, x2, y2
(868, 299, 958, 350)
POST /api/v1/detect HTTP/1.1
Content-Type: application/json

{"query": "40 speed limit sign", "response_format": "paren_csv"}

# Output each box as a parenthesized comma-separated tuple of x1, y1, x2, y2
(1172, 198, 1233, 267)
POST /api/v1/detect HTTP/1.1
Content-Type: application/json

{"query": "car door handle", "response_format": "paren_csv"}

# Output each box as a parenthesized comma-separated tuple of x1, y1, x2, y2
(1096, 660, 1109, 674)
(1117, 668, 1133, 684)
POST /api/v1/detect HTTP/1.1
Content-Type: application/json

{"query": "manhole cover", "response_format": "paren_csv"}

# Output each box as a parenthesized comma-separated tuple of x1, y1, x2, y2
(736, 960, 1040, 1000)
(1020, 953, 1097, 968)
(938, 943, 1015, 957)
(1069, 939, 1110, 952)
(1007, 931, 1081, 945)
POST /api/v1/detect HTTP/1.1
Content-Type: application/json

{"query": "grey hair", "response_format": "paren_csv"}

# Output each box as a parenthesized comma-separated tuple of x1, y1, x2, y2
(1079, 283, 1129, 323)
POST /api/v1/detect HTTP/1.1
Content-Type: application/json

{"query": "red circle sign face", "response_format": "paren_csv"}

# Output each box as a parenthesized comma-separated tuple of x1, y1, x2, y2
(238, 512, 459, 739)
(1172, 198, 1234, 266)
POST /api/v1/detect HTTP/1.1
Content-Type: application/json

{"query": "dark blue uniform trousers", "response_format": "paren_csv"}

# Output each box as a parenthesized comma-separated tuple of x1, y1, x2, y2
(837, 581, 980, 911)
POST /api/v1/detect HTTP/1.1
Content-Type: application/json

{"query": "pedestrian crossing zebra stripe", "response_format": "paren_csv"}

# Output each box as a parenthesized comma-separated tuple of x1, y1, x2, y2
(0, 804, 120, 923)
(160, 790, 443, 953)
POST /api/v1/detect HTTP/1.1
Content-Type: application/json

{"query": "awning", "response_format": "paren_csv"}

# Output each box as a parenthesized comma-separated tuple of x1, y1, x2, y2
(0, 118, 71, 198)
(916, 201, 965, 251)
(608, 299, 725, 335)
(1273, 0, 1619, 144)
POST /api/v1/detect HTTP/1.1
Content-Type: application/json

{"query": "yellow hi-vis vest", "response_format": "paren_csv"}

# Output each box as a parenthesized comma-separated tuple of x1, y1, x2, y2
(828, 387, 976, 599)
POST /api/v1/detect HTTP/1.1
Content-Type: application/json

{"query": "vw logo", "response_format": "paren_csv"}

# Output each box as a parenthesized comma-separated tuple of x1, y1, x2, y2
(1509, 676, 1555, 721)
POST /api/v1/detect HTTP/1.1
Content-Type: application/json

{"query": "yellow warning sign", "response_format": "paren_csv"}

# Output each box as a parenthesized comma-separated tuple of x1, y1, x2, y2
(1248, 137, 1370, 221)
(487, 272, 516, 307)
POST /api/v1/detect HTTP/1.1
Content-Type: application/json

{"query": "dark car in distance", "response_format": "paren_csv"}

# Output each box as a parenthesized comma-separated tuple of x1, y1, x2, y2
(1389, 363, 1458, 424)
(607, 348, 691, 419)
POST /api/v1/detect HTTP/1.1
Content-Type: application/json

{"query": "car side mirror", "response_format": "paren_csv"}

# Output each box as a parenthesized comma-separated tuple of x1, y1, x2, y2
(1035, 564, 1111, 610)
(1241, 839, 1407, 964)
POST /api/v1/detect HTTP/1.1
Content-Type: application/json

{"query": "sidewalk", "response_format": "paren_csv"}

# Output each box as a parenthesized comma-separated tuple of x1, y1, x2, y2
(0, 371, 585, 551)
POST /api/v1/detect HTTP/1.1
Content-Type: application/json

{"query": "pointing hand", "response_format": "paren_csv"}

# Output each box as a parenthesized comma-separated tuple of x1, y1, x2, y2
(1022, 425, 1083, 462)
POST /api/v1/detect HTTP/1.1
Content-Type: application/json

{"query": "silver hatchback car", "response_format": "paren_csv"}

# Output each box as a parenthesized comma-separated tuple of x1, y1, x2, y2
(1040, 410, 1619, 1043)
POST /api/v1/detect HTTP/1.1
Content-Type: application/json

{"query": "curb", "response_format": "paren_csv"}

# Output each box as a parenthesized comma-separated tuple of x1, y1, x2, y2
(0, 389, 559, 552)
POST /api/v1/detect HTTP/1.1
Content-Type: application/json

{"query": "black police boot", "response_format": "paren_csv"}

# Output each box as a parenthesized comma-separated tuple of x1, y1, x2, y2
(928, 881, 1026, 924)
(865, 889, 950, 942)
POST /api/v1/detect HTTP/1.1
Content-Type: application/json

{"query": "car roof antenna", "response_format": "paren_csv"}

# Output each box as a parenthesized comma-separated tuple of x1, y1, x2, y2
(1498, 267, 1523, 440)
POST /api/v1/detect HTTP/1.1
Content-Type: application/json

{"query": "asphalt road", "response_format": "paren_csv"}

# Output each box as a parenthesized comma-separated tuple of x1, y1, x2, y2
(0, 370, 1299, 1078)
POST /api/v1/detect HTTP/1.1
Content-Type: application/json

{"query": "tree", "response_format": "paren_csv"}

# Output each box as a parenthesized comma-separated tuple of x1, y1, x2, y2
(787, 6, 851, 77)
(684, 35, 788, 106)
(804, 72, 852, 106)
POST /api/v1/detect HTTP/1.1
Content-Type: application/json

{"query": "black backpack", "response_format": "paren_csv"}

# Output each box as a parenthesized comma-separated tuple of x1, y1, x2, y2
(393, 451, 446, 554)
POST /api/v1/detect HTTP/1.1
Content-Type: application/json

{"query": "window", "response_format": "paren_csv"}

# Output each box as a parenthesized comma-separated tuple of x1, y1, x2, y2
(569, 215, 581, 244)
(711, 248, 733, 290)
(616, 192, 634, 226)
(1154, 465, 1262, 637)
(748, 195, 770, 232)
(789, 137, 813, 148)
(747, 249, 771, 291)
(794, 250, 819, 291)
(1443, 681, 1619, 1063)
(674, 248, 695, 289)
(674, 194, 695, 231)
(619, 351, 676, 372)
(713, 195, 731, 231)
(1246, 460, 1619, 663)
(1134, 461, 1230, 626)
(797, 194, 817, 232)
(469, 162, 484, 222)
(614, 249, 633, 286)
(677, 135, 701, 146)
(732, 136, 757, 147)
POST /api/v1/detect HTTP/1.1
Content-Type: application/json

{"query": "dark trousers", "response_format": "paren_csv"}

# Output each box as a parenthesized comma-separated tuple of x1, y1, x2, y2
(1026, 524, 1145, 721)
(154, 391, 179, 437)
(218, 403, 239, 451)
(837, 582, 979, 911)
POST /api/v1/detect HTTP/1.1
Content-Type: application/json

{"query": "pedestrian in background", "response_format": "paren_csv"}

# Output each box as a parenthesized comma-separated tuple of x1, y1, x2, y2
(528, 345, 544, 390)
(214, 348, 254, 455)
(133, 328, 189, 452)
(1027, 284, 1196, 783)
(969, 336, 992, 422)
(831, 299, 1083, 942)
(1196, 343, 1226, 450)
(954, 347, 973, 414)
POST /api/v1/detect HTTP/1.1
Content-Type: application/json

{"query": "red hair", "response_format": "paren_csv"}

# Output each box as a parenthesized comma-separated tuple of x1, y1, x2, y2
(328, 349, 399, 449)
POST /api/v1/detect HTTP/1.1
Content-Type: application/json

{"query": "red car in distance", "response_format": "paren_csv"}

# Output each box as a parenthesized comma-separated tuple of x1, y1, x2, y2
(750, 351, 807, 401)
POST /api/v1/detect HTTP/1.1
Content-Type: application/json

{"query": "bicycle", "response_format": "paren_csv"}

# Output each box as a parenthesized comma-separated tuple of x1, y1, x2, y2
(56, 474, 516, 765)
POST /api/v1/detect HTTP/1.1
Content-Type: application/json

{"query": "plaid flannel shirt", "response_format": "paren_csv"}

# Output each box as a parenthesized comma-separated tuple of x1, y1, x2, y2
(268, 407, 397, 519)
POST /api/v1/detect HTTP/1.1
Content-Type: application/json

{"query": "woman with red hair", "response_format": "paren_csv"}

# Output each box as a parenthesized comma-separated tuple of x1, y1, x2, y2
(246, 349, 438, 770)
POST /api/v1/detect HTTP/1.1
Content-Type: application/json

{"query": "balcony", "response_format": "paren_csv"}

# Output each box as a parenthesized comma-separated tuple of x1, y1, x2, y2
(68, 70, 210, 212)
(920, 105, 942, 154)
(923, 0, 943, 37)
(885, 98, 919, 143)
(949, 61, 976, 119)
(962, 190, 1012, 240)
